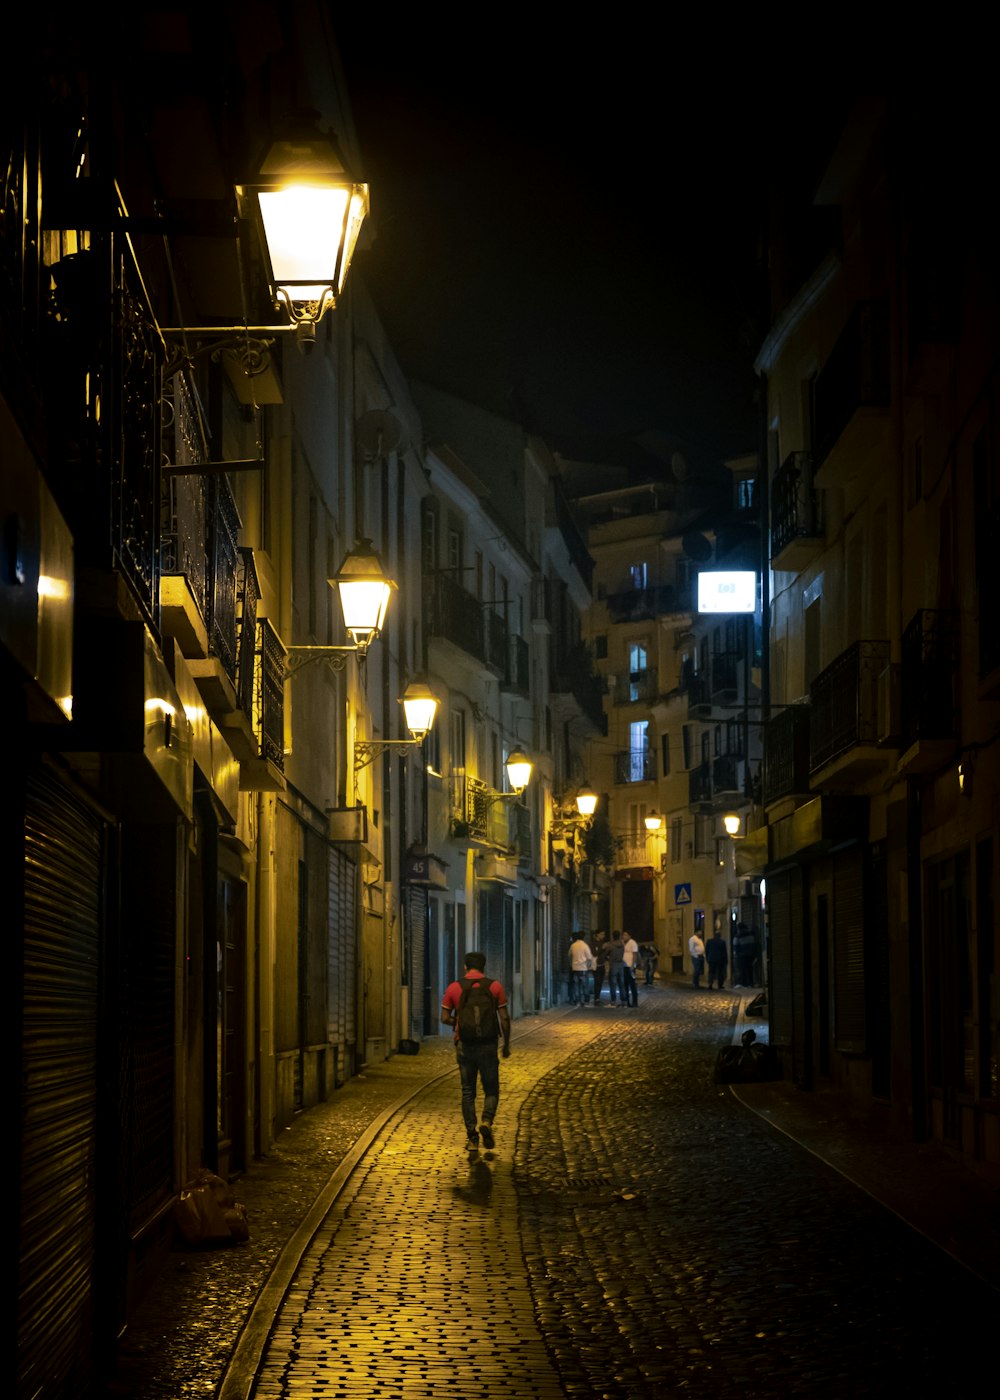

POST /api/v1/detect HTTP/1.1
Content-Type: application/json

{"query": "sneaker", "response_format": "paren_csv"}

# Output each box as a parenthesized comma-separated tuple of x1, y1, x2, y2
(479, 1121, 495, 1150)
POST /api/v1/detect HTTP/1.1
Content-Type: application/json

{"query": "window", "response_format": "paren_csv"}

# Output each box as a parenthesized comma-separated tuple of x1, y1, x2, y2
(738, 477, 756, 510)
(595, 633, 608, 660)
(629, 720, 649, 781)
(661, 733, 670, 776)
(670, 817, 682, 863)
(630, 562, 647, 589)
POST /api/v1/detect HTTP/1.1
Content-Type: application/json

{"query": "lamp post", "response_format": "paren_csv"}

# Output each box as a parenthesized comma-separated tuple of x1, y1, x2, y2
(236, 123, 369, 349)
(285, 538, 396, 676)
(353, 682, 440, 771)
(162, 120, 369, 369)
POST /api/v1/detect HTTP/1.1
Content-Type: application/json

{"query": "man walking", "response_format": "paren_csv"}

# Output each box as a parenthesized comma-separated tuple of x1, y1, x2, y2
(568, 932, 594, 1005)
(441, 952, 511, 1152)
(591, 930, 608, 1004)
(622, 931, 640, 1007)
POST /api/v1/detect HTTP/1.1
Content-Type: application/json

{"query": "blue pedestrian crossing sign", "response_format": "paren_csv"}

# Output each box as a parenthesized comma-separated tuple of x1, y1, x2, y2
(674, 883, 692, 905)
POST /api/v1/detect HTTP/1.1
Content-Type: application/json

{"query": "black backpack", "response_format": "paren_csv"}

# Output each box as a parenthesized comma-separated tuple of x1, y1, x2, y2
(456, 975, 499, 1043)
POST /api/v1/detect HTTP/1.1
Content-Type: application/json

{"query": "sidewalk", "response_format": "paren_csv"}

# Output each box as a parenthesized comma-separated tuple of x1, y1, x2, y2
(728, 990, 1000, 1295)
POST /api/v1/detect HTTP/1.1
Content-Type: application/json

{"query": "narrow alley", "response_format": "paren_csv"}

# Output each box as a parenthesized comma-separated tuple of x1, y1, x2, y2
(110, 983, 999, 1400)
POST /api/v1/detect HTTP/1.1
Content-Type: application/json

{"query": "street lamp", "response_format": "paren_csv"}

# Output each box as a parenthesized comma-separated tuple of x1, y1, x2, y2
(162, 120, 369, 366)
(644, 811, 663, 833)
(353, 681, 440, 771)
(505, 747, 533, 795)
(285, 538, 396, 676)
(723, 812, 742, 837)
(575, 784, 598, 819)
(237, 123, 370, 349)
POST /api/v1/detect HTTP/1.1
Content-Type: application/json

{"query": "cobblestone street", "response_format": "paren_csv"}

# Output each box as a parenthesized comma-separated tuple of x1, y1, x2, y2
(111, 985, 999, 1400)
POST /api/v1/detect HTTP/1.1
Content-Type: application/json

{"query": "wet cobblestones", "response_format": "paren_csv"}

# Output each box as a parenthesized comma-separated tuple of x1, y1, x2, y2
(109, 987, 998, 1400)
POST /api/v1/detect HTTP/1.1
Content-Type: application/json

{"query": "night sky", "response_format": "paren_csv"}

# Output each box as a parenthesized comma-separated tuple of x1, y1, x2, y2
(335, 20, 854, 476)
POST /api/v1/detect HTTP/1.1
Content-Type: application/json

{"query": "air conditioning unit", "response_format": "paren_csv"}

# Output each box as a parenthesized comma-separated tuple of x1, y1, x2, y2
(877, 663, 901, 746)
(579, 865, 597, 893)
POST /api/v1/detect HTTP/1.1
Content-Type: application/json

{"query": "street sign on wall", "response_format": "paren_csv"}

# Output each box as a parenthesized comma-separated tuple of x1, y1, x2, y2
(674, 882, 692, 905)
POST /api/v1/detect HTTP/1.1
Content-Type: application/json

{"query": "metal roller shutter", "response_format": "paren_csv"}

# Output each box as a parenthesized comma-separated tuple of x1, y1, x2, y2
(18, 767, 105, 1400)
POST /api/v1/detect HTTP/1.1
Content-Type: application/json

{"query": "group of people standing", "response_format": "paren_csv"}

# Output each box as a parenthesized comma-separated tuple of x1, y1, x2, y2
(687, 922, 756, 990)
(568, 931, 658, 1008)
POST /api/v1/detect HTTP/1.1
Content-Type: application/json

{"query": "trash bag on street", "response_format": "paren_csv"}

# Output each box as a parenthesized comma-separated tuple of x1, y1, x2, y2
(714, 1028, 782, 1084)
(745, 991, 767, 1017)
(175, 1169, 249, 1247)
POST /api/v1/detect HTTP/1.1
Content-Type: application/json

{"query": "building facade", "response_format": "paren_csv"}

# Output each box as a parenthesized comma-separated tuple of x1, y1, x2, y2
(756, 95, 999, 1170)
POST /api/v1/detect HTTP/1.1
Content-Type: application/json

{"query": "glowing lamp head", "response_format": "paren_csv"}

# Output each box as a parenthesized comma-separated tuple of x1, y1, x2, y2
(723, 812, 742, 837)
(400, 682, 439, 741)
(505, 747, 533, 794)
(575, 785, 598, 819)
(238, 126, 369, 327)
(644, 811, 663, 833)
(331, 538, 395, 651)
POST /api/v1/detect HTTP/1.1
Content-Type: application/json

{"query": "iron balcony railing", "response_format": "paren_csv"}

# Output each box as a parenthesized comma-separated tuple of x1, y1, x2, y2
(424, 572, 486, 666)
(685, 673, 712, 715)
(689, 762, 712, 805)
(712, 754, 742, 797)
(255, 616, 285, 771)
(814, 302, 890, 469)
(462, 775, 524, 848)
(236, 548, 261, 720)
(763, 703, 811, 805)
(614, 750, 653, 784)
(711, 651, 739, 699)
(503, 633, 530, 696)
(810, 640, 890, 773)
(484, 608, 508, 677)
(900, 609, 958, 748)
(613, 668, 658, 706)
(771, 451, 821, 559)
(551, 641, 606, 733)
(606, 583, 689, 624)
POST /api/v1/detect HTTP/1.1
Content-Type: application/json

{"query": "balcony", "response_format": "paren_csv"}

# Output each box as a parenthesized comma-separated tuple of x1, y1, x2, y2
(814, 302, 890, 491)
(551, 641, 606, 734)
(809, 640, 890, 786)
(606, 583, 691, 624)
(455, 775, 525, 850)
(689, 762, 712, 806)
(771, 451, 823, 571)
(424, 572, 485, 668)
(763, 703, 811, 807)
(483, 608, 509, 679)
(683, 668, 712, 717)
(502, 633, 530, 697)
(710, 651, 739, 702)
(712, 754, 743, 801)
(614, 749, 653, 785)
(897, 609, 959, 774)
(612, 667, 658, 707)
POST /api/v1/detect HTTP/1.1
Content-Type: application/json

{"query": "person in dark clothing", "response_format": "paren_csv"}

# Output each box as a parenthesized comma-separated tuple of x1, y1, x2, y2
(733, 923, 756, 986)
(705, 931, 728, 990)
(591, 931, 608, 1004)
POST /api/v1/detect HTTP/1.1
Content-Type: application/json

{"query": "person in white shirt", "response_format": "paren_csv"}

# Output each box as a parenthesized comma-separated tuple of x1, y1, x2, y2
(688, 931, 706, 989)
(622, 932, 640, 1007)
(568, 934, 594, 1006)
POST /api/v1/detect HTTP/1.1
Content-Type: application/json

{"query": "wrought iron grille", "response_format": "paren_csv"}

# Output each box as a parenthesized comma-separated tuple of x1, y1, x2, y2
(255, 617, 285, 770)
(236, 549, 261, 719)
(614, 749, 653, 784)
(763, 703, 811, 805)
(771, 451, 820, 558)
(900, 609, 958, 747)
(160, 371, 209, 619)
(809, 640, 890, 772)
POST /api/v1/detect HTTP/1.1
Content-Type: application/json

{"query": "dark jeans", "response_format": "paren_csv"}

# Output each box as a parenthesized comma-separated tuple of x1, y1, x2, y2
(456, 1039, 500, 1135)
(623, 965, 638, 1006)
(706, 961, 727, 988)
(692, 954, 705, 987)
(608, 965, 626, 1004)
(593, 966, 605, 1003)
(570, 969, 589, 1004)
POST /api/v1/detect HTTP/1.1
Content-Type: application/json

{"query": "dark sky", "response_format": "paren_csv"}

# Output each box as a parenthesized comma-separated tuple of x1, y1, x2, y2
(334, 22, 834, 475)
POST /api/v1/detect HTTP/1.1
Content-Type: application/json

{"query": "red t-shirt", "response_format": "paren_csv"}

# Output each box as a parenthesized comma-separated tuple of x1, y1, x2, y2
(441, 971, 506, 1043)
